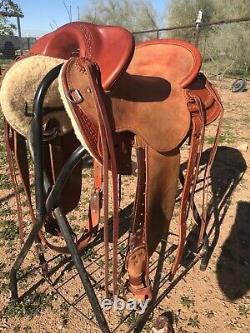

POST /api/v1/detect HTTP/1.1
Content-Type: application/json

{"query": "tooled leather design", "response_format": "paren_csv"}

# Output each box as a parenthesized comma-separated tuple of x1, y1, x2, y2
(78, 23, 94, 59)
(66, 57, 133, 174)
(65, 59, 102, 162)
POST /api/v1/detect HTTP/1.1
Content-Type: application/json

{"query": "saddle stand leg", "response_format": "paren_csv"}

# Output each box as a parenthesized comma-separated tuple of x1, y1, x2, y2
(10, 218, 46, 299)
(52, 207, 110, 332)
(9, 67, 62, 300)
(10, 66, 111, 333)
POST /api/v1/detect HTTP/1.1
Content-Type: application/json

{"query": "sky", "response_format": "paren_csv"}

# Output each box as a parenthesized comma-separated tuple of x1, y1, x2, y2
(11, 0, 168, 37)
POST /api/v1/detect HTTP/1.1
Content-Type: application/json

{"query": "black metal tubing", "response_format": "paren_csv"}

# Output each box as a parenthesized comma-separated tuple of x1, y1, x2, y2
(9, 65, 111, 333)
(52, 207, 110, 332)
(10, 64, 63, 300)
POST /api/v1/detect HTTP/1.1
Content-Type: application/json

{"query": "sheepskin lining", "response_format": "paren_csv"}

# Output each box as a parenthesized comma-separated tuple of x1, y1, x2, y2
(0, 55, 72, 136)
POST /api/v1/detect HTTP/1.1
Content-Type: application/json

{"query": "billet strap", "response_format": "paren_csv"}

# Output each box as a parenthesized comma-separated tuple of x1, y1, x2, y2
(170, 96, 205, 279)
(60, 58, 120, 295)
(170, 78, 223, 279)
(188, 79, 224, 246)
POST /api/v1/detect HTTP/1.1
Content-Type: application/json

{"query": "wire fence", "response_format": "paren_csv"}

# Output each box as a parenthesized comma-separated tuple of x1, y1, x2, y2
(0, 17, 249, 79)
(133, 17, 250, 79)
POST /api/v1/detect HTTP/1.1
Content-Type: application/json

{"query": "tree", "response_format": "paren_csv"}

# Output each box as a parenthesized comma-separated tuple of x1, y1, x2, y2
(167, 0, 215, 41)
(166, 0, 250, 76)
(0, 0, 23, 35)
(206, 0, 250, 75)
(81, 0, 158, 40)
(210, 0, 250, 20)
(0, 16, 15, 35)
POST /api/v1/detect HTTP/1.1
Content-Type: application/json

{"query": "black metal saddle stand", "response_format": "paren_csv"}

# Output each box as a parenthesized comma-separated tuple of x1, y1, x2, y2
(9, 65, 113, 333)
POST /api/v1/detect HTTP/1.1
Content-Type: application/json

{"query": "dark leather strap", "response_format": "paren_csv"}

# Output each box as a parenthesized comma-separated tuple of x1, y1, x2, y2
(170, 95, 205, 279)
(61, 58, 120, 295)
(170, 78, 223, 279)
(3, 121, 25, 241)
(197, 83, 224, 244)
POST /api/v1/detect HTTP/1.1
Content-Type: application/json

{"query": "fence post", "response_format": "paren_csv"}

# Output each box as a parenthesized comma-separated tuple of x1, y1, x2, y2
(17, 16, 23, 54)
(195, 10, 203, 48)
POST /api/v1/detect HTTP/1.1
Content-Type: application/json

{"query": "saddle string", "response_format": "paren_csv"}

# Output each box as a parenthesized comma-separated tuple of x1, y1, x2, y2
(85, 61, 120, 295)
(198, 85, 224, 245)
(170, 94, 205, 280)
(4, 121, 49, 268)
(3, 121, 25, 241)
(189, 96, 206, 227)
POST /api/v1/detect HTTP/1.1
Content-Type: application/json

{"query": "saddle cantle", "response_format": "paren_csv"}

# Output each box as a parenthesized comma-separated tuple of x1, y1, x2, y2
(0, 22, 223, 306)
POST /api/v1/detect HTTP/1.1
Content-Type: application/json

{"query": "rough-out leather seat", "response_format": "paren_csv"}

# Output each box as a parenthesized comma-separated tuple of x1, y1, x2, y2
(30, 22, 135, 90)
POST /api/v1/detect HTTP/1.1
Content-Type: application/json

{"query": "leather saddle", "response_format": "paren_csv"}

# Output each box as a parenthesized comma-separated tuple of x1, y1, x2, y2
(0, 22, 223, 301)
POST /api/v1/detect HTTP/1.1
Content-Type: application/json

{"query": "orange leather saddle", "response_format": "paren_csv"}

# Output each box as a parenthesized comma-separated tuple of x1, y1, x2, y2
(0, 22, 223, 302)
(29, 22, 214, 154)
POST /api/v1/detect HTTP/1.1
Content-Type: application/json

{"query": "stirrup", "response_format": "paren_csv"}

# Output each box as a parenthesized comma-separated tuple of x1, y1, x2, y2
(128, 275, 152, 301)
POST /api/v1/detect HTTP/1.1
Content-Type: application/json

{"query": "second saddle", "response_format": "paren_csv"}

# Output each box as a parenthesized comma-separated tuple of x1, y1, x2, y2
(0, 22, 223, 301)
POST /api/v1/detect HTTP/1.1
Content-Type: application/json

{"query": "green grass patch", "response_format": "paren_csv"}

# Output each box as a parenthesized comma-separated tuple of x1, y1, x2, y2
(188, 314, 200, 328)
(205, 136, 216, 145)
(167, 255, 175, 264)
(118, 243, 127, 256)
(219, 131, 237, 144)
(0, 202, 12, 217)
(238, 304, 250, 317)
(0, 220, 19, 240)
(3, 292, 54, 318)
(82, 247, 97, 260)
(180, 295, 195, 308)
(0, 174, 12, 189)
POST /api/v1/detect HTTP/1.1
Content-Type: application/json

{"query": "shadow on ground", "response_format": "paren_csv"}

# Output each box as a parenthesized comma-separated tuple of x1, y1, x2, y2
(216, 201, 250, 300)
(181, 146, 247, 268)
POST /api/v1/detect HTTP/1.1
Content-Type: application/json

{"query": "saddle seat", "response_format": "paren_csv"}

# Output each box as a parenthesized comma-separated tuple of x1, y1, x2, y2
(30, 22, 135, 90)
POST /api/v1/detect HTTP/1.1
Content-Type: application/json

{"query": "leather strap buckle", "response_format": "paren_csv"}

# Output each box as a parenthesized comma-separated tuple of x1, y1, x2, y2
(67, 89, 84, 104)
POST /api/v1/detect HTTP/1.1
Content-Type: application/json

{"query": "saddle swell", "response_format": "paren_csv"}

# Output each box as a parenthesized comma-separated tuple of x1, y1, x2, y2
(30, 22, 135, 90)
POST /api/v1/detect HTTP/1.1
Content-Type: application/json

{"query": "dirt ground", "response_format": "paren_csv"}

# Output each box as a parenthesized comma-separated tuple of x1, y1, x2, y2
(0, 77, 249, 333)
